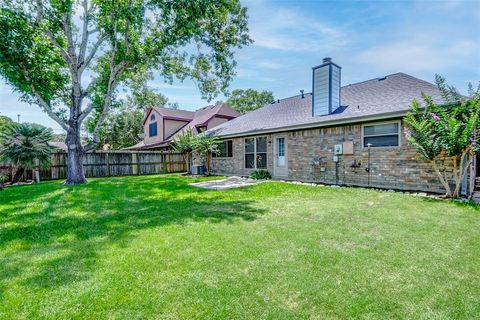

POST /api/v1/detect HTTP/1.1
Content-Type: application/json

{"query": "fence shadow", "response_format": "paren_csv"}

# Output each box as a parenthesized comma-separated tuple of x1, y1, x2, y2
(0, 175, 265, 293)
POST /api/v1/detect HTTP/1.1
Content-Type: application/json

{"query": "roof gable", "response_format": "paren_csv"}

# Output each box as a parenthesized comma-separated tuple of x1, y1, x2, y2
(142, 107, 194, 125)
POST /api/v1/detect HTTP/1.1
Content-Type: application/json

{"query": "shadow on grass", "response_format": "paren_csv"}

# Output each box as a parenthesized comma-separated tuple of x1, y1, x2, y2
(419, 196, 480, 211)
(0, 174, 265, 293)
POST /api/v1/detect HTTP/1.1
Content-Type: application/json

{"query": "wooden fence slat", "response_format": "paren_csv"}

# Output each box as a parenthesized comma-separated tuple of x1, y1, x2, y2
(0, 151, 185, 181)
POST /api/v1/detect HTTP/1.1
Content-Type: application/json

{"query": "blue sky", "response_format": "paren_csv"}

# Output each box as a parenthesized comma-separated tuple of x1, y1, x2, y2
(1, 0, 479, 133)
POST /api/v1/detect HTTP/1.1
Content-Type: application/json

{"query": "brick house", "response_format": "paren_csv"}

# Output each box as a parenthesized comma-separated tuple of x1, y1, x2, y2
(208, 58, 477, 195)
(126, 103, 240, 150)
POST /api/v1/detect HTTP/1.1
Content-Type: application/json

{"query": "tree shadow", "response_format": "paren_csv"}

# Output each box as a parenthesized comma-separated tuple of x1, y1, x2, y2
(0, 175, 265, 294)
(419, 196, 480, 211)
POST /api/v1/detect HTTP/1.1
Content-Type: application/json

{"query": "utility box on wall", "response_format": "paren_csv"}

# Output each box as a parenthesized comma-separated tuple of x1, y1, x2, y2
(342, 141, 354, 155)
(334, 144, 343, 155)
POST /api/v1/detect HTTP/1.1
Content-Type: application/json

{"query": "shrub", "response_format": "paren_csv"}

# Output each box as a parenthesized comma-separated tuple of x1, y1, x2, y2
(0, 172, 7, 190)
(250, 170, 271, 180)
(0, 123, 54, 182)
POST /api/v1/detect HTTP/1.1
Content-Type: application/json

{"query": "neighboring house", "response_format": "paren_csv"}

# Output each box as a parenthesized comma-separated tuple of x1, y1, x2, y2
(126, 103, 240, 150)
(208, 58, 476, 195)
(48, 141, 67, 152)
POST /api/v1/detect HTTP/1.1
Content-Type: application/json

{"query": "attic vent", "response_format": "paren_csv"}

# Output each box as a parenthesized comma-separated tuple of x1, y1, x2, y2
(378, 76, 387, 81)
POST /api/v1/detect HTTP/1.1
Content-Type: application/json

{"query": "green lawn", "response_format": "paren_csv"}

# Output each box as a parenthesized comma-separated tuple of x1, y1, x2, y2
(0, 175, 479, 319)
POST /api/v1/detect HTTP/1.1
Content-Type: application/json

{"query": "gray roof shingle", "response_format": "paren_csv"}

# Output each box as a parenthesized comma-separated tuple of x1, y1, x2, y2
(207, 73, 446, 137)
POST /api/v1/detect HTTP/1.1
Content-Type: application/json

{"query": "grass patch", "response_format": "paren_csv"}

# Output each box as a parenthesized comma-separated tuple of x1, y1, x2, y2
(0, 174, 479, 319)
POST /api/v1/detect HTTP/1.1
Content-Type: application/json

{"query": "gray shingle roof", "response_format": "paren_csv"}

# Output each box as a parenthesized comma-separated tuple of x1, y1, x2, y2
(207, 73, 446, 137)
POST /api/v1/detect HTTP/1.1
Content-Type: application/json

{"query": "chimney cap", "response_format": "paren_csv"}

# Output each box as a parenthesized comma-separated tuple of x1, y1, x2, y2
(323, 57, 332, 63)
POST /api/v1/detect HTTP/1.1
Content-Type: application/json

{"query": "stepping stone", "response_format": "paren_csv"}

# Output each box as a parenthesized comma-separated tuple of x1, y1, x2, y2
(190, 177, 263, 190)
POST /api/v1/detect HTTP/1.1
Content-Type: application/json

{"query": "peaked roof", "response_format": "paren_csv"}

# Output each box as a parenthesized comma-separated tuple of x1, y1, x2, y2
(207, 73, 446, 137)
(126, 103, 240, 150)
(174, 103, 240, 136)
(143, 107, 194, 125)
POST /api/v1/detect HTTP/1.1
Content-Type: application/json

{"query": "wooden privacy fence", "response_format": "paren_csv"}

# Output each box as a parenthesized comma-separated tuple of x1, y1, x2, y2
(1, 151, 186, 181)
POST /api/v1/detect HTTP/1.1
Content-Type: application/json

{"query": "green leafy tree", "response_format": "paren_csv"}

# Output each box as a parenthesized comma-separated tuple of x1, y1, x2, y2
(0, 115, 14, 133)
(194, 135, 220, 174)
(226, 89, 274, 114)
(404, 76, 480, 198)
(0, 0, 252, 184)
(85, 86, 169, 150)
(0, 123, 54, 182)
(92, 110, 144, 150)
(123, 85, 169, 112)
(0, 115, 14, 145)
(171, 128, 196, 173)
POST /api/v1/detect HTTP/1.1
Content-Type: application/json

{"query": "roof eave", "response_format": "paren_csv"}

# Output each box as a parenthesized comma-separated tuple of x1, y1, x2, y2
(213, 110, 408, 139)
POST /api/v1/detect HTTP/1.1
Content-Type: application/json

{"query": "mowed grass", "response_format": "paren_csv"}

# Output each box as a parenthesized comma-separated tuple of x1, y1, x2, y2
(0, 175, 479, 319)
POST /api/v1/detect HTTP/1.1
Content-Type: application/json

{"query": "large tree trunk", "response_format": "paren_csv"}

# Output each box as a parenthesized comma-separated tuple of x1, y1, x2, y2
(65, 123, 87, 185)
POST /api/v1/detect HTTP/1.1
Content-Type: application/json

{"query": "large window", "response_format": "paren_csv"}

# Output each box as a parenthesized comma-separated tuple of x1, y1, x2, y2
(362, 121, 400, 148)
(213, 140, 233, 158)
(245, 137, 267, 169)
(149, 122, 157, 137)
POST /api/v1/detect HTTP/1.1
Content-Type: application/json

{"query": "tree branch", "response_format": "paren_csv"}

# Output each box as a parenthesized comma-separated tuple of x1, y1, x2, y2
(35, 0, 71, 64)
(78, 0, 90, 66)
(63, 10, 78, 65)
(19, 63, 69, 131)
(84, 21, 127, 151)
(79, 34, 108, 74)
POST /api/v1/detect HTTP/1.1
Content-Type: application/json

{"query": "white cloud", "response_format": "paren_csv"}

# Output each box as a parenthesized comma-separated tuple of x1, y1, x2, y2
(357, 36, 479, 73)
(245, 0, 347, 52)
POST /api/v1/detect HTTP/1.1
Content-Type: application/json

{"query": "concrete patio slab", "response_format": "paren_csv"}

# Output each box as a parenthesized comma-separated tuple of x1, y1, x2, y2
(190, 176, 262, 190)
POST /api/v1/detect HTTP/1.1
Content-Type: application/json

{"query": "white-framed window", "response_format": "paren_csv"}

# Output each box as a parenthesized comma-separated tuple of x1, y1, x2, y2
(245, 137, 267, 169)
(362, 121, 400, 148)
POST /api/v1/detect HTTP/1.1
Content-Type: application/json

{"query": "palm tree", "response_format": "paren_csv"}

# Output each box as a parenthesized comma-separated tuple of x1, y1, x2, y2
(0, 123, 54, 182)
(171, 128, 196, 173)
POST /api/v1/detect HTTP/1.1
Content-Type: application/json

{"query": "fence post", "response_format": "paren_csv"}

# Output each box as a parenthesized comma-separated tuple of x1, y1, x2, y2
(106, 152, 110, 176)
(162, 153, 167, 174)
(138, 153, 142, 175)
(132, 152, 139, 175)
(167, 153, 172, 173)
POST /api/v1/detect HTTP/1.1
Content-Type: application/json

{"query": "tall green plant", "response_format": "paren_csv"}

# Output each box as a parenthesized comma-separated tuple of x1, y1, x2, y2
(171, 128, 196, 173)
(404, 77, 479, 198)
(0, 123, 54, 182)
(194, 135, 220, 175)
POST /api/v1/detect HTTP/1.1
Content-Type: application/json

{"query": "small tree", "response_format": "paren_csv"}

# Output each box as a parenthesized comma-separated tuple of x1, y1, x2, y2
(404, 76, 479, 198)
(0, 123, 54, 182)
(171, 128, 196, 173)
(194, 135, 220, 175)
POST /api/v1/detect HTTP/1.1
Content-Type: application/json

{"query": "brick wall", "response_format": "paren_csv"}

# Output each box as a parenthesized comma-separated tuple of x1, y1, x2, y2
(212, 120, 464, 194)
